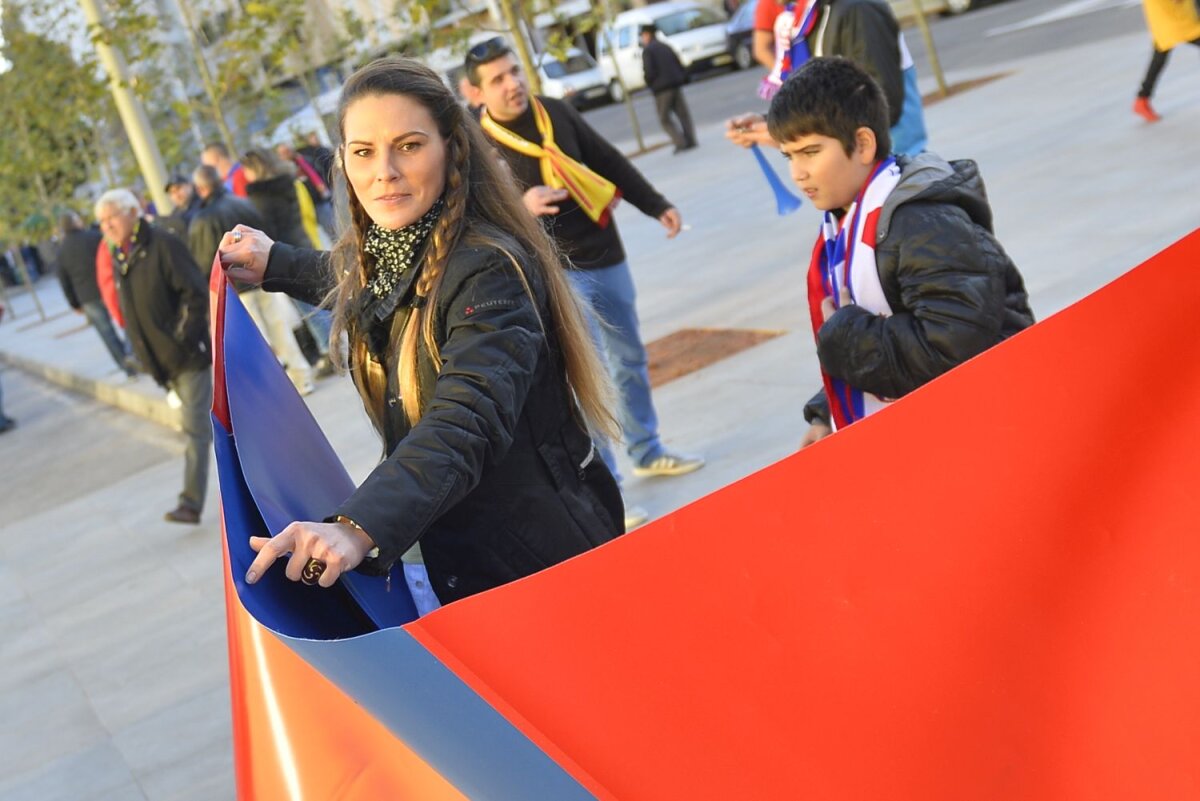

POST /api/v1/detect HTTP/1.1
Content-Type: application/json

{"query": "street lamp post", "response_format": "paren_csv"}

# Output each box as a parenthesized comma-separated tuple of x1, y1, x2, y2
(77, 0, 174, 214)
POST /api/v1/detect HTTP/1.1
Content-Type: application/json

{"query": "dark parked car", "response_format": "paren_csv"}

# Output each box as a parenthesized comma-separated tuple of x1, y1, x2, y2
(725, 0, 759, 72)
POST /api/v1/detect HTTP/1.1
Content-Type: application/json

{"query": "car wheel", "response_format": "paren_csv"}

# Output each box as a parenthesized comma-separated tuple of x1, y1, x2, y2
(608, 80, 625, 103)
(943, 0, 972, 14)
(734, 41, 753, 71)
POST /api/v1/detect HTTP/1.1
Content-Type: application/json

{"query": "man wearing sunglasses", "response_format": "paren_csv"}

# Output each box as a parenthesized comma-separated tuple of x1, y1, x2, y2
(463, 38, 705, 529)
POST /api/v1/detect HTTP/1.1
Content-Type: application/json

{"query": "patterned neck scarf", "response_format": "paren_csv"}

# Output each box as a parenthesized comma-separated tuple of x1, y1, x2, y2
(362, 198, 444, 299)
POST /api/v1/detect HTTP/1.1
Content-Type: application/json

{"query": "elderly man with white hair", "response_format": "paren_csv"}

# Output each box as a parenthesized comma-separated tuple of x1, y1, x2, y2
(95, 188, 212, 524)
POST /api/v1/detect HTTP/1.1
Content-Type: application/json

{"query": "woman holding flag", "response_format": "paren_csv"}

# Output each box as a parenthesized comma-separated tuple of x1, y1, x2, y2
(218, 58, 623, 610)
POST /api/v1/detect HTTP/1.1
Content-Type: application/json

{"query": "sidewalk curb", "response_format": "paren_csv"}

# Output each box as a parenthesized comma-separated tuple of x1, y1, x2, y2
(0, 349, 181, 431)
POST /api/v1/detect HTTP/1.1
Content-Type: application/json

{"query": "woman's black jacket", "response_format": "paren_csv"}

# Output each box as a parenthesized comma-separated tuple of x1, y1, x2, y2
(262, 237, 624, 604)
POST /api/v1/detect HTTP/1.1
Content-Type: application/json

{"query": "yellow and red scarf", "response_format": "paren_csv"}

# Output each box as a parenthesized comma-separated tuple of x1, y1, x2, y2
(480, 98, 620, 227)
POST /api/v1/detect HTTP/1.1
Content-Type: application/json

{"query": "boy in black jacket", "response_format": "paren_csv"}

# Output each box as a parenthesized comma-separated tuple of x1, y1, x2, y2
(767, 58, 1034, 446)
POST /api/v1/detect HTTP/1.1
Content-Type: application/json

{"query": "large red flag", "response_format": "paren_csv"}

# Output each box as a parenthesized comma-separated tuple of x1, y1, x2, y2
(214, 230, 1200, 799)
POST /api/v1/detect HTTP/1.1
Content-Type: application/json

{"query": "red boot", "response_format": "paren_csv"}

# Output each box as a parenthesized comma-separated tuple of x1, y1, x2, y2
(1133, 96, 1161, 122)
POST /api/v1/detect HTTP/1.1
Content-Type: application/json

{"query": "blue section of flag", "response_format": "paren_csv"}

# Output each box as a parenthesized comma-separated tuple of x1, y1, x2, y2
(220, 285, 418, 633)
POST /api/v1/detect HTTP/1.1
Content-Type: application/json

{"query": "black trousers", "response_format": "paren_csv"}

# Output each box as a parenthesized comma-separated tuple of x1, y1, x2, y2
(653, 87, 697, 150)
(1138, 38, 1200, 98)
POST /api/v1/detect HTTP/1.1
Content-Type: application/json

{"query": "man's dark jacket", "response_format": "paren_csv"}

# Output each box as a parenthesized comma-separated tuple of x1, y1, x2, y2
(809, 0, 905, 127)
(159, 196, 199, 243)
(805, 154, 1034, 424)
(484, 96, 672, 270)
(188, 188, 265, 275)
(114, 222, 210, 387)
(641, 37, 688, 92)
(262, 233, 623, 604)
(57, 227, 103, 309)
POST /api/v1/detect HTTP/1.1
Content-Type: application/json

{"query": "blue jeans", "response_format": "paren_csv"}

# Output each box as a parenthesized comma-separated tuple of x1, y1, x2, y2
(169, 367, 213, 512)
(567, 262, 662, 473)
(81, 300, 131, 372)
(293, 299, 332, 356)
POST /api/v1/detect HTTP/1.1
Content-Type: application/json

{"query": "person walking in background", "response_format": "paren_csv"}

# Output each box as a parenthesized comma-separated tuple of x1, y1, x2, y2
(1133, 0, 1200, 121)
(57, 213, 137, 378)
(640, 24, 698, 153)
(95, 189, 212, 524)
(463, 38, 705, 529)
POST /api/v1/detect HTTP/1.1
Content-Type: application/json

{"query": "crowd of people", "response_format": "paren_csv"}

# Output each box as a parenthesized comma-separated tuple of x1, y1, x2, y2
(2, 0, 1052, 613)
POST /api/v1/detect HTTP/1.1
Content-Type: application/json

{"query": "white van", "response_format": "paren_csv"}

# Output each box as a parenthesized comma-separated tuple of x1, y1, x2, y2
(596, 0, 733, 101)
(536, 48, 611, 109)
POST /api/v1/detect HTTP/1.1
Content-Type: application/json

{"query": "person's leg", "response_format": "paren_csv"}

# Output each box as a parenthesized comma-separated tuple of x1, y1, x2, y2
(569, 262, 663, 465)
(168, 367, 213, 520)
(242, 289, 314, 392)
(1138, 46, 1170, 99)
(0, 372, 14, 431)
(566, 268, 624, 479)
(673, 89, 698, 148)
(654, 91, 686, 149)
(81, 300, 134, 374)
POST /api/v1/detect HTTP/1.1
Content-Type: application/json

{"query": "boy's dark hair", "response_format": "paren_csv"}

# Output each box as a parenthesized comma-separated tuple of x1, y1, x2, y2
(767, 57, 892, 158)
(463, 37, 513, 86)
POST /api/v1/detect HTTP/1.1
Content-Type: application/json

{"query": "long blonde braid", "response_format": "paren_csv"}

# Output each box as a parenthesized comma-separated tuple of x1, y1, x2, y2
(396, 125, 471, 425)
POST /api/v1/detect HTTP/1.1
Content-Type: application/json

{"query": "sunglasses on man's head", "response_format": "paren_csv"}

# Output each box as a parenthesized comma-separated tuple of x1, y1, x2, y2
(465, 37, 509, 65)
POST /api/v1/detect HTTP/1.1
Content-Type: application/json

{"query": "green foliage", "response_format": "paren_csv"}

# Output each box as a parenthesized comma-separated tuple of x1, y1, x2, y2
(0, 0, 107, 240)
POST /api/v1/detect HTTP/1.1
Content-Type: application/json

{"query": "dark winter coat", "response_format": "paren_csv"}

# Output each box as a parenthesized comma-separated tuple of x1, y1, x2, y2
(57, 227, 104, 309)
(159, 196, 199, 243)
(812, 0, 905, 127)
(262, 231, 623, 604)
(641, 37, 688, 92)
(805, 153, 1034, 424)
(113, 222, 210, 387)
(245, 175, 313, 250)
(188, 188, 265, 276)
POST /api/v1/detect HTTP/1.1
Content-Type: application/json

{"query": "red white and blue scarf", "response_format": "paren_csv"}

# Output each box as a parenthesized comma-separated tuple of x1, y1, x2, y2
(807, 157, 901, 429)
(760, 0, 821, 100)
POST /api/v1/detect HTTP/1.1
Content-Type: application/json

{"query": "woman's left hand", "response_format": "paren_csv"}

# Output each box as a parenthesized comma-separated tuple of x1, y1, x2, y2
(245, 520, 376, 588)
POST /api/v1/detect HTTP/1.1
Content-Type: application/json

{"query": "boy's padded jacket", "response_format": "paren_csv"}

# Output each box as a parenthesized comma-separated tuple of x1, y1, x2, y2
(804, 153, 1034, 424)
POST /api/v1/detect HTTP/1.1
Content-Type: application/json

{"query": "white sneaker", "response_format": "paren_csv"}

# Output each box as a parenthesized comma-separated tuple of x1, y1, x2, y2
(624, 505, 649, 530)
(631, 450, 706, 478)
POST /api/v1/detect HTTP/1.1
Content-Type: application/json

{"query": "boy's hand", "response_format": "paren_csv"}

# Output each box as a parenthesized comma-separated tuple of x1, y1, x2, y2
(820, 286, 854, 322)
(800, 421, 833, 448)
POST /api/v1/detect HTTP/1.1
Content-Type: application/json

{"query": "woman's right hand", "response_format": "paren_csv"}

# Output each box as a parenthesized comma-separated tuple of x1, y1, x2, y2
(218, 225, 274, 286)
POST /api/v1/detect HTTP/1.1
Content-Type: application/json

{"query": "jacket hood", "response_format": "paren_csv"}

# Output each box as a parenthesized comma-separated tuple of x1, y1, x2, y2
(878, 152, 994, 242)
